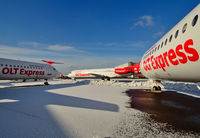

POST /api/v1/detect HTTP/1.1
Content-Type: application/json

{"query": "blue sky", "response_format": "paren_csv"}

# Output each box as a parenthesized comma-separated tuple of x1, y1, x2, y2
(0, 0, 199, 73)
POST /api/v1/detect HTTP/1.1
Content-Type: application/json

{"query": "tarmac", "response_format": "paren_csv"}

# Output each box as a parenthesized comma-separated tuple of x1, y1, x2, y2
(126, 89, 200, 133)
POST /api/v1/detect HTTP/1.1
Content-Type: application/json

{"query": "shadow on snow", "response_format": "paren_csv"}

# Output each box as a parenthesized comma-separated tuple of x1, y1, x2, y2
(0, 80, 119, 137)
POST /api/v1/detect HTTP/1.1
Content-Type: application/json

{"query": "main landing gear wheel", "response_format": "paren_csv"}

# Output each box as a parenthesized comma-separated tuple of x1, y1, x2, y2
(44, 79, 49, 85)
(44, 82, 49, 85)
(151, 86, 162, 93)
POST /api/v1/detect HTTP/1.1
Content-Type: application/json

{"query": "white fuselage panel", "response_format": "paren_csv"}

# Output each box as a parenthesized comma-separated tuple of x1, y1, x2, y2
(140, 4, 200, 82)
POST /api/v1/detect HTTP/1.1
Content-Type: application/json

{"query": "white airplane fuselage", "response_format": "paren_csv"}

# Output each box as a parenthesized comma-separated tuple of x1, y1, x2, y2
(140, 4, 200, 82)
(68, 68, 131, 79)
(0, 58, 59, 80)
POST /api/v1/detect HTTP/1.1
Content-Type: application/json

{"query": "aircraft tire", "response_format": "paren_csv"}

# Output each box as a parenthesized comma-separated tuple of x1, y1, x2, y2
(151, 86, 161, 93)
(157, 86, 161, 91)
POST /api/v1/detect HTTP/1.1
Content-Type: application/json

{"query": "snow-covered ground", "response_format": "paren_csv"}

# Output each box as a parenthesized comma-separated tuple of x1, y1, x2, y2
(90, 79, 200, 97)
(0, 79, 68, 88)
(0, 79, 199, 137)
(0, 79, 129, 137)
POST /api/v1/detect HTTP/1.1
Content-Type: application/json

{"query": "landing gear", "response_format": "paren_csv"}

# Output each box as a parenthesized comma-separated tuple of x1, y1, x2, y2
(44, 79, 49, 85)
(151, 80, 162, 93)
(106, 77, 110, 81)
(151, 86, 161, 92)
(44, 82, 49, 85)
(71, 78, 76, 81)
(101, 77, 110, 81)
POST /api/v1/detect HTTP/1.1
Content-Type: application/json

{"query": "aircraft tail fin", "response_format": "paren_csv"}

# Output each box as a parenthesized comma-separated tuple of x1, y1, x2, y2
(115, 61, 134, 68)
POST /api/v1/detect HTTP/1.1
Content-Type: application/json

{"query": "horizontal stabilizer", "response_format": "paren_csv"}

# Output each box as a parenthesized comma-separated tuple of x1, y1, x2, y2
(42, 60, 64, 65)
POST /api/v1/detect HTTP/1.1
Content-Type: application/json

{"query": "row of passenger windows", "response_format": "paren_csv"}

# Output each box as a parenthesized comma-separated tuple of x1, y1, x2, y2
(0, 64, 44, 70)
(144, 14, 199, 59)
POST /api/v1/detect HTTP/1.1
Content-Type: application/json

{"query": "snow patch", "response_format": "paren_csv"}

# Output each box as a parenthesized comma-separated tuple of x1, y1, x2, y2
(112, 110, 200, 138)
(0, 99, 19, 103)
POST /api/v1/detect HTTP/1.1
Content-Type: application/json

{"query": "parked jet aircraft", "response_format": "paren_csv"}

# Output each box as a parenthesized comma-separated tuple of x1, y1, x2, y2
(124, 4, 200, 91)
(0, 58, 60, 85)
(68, 62, 134, 80)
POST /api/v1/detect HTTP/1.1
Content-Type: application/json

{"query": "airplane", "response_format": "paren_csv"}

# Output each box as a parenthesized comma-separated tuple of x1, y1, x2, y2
(68, 62, 134, 80)
(0, 58, 60, 85)
(123, 4, 200, 92)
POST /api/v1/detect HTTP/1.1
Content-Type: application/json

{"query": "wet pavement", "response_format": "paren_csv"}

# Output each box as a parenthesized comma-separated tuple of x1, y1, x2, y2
(126, 89, 200, 133)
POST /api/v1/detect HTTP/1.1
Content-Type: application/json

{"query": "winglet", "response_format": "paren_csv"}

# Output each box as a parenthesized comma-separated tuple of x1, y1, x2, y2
(42, 60, 64, 65)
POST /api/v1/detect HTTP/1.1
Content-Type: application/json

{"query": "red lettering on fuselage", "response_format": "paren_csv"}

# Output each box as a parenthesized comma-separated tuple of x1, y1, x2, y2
(2, 67, 9, 74)
(75, 73, 90, 77)
(143, 39, 199, 72)
(1, 67, 45, 76)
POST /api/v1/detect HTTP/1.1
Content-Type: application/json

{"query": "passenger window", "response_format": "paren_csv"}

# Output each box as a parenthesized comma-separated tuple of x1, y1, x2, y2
(175, 30, 179, 38)
(165, 39, 168, 45)
(192, 15, 198, 27)
(182, 23, 187, 33)
(158, 44, 160, 50)
(5, 64, 8, 67)
(10, 65, 12, 67)
(161, 42, 163, 48)
(169, 35, 173, 42)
